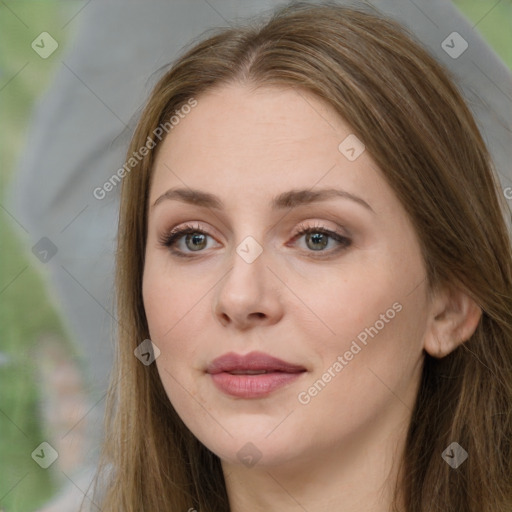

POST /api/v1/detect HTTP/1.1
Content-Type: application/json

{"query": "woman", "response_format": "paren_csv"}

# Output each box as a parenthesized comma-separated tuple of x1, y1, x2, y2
(89, 2, 512, 510)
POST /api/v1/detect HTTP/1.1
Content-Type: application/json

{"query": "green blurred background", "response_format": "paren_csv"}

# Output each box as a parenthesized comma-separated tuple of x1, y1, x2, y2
(0, 1, 511, 510)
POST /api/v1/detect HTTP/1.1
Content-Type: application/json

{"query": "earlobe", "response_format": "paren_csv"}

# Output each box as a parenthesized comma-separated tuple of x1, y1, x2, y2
(423, 284, 483, 358)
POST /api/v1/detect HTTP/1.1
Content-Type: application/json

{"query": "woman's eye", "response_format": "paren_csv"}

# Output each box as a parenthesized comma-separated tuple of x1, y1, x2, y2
(158, 224, 216, 257)
(158, 223, 351, 258)
(291, 224, 352, 255)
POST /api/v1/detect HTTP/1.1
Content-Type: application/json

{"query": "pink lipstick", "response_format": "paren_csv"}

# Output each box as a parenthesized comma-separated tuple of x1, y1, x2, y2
(206, 351, 306, 398)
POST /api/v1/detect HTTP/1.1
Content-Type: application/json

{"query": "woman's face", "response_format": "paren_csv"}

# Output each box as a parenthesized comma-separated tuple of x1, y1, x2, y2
(143, 83, 432, 469)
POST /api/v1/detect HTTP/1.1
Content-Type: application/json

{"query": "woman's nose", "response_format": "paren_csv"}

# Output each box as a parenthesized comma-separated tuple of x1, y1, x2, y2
(211, 236, 284, 330)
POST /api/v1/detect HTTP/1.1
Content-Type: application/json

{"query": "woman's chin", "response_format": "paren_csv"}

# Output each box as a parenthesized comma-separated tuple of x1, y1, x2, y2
(192, 428, 312, 470)
(215, 444, 299, 470)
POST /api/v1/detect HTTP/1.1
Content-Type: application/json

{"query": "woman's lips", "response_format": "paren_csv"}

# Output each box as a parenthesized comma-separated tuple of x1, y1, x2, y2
(209, 371, 305, 398)
(206, 350, 307, 398)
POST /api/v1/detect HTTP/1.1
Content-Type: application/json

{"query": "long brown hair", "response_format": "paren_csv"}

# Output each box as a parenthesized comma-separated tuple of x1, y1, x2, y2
(88, 2, 512, 510)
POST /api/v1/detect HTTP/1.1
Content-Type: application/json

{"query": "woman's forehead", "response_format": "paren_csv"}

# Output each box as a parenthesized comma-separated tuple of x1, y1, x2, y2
(150, 84, 370, 190)
(159, 83, 349, 149)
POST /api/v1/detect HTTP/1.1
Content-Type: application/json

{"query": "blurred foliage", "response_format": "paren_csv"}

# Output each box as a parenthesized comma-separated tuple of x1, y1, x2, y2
(453, 0, 512, 69)
(0, 3, 80, 510)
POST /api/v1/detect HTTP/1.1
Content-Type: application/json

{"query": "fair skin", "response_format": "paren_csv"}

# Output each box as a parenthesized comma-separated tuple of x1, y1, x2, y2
(142, 83, 482, 511)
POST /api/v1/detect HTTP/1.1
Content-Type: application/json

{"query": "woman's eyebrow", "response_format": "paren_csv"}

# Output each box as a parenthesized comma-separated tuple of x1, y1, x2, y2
(151, 187, 375, 214)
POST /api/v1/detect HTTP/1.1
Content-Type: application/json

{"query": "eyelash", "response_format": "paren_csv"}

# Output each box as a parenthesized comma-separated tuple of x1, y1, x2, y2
(158, 222, 352, 258)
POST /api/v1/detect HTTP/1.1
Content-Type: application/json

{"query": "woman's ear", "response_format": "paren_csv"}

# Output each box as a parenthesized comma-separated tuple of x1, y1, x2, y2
(423, 283, 483, 358)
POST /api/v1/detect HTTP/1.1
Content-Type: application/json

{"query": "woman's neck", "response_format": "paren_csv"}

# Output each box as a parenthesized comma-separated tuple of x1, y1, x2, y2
(221, 407, 409, 512)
